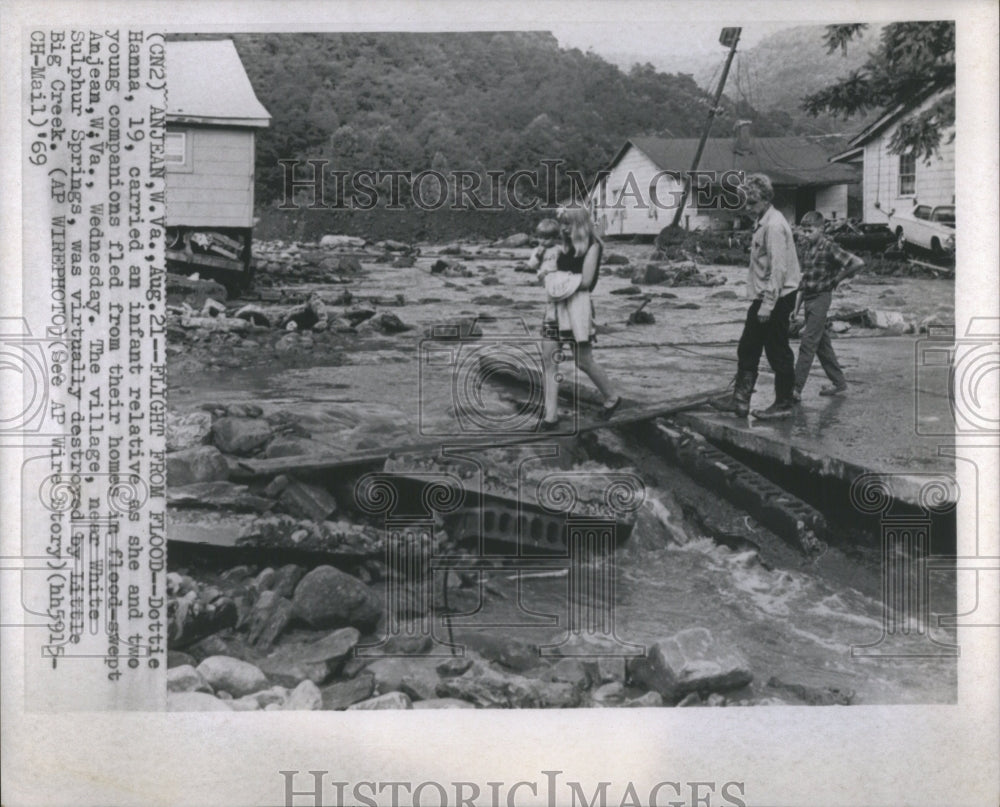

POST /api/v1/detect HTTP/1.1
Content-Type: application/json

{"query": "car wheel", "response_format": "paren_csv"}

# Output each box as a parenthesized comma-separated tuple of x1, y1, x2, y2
(930, 237, 943, 255)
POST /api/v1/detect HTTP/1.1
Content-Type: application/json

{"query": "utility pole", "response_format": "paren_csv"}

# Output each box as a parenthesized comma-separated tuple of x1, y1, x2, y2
(670, 26, 741, 228)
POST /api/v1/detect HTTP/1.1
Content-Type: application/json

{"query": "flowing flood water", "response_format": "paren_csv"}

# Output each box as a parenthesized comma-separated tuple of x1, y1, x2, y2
(170, 356, 958, 706)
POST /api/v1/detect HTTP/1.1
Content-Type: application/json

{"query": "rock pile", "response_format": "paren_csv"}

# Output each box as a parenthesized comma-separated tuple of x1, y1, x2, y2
(166, 591, 759, 710)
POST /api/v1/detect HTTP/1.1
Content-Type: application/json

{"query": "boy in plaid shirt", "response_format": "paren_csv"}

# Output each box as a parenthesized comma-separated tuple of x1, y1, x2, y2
(792, 211, 865, 400)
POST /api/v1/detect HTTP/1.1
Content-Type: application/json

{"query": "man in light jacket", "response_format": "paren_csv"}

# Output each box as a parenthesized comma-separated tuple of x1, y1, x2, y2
(711, 173, 801, 419)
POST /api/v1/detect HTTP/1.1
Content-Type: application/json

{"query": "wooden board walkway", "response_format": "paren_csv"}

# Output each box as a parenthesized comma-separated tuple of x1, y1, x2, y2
(230, 386, 728, 481)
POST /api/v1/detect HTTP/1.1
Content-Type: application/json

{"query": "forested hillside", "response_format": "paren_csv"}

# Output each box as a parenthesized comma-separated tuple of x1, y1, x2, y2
(171, 32, 795, 207)
(693, 24, 883, 136)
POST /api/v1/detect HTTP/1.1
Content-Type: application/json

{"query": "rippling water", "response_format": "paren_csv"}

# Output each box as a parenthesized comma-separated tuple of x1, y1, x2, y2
(171, 363, 958, 705)
(435, 490, 958, 706)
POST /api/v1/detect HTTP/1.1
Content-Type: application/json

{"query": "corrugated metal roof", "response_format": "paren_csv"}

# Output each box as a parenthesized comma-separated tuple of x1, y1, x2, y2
(612, 135, 857, 187)
(166, 40, 270, 127)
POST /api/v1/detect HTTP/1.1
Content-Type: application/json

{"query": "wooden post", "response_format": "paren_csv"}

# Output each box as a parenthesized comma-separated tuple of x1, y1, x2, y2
(670, 27, 742, 228)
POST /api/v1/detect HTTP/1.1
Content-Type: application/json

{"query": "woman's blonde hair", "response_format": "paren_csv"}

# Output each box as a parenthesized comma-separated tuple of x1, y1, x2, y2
(557, 205, 599, 256)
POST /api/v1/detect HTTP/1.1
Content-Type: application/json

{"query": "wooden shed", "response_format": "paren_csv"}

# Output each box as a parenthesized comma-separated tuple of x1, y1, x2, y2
(164, 40, 270, 289)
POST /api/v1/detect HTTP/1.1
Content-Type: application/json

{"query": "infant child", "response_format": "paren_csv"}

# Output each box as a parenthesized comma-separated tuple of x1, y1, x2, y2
(528, 218, 581, 302)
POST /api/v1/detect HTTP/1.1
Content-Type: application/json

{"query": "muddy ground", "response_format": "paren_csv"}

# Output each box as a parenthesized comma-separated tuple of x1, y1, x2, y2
(164, 236, 957, 711)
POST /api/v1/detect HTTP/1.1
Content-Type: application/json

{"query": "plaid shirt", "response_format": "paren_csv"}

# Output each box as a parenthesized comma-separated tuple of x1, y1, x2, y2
(798, 235, 857, 295)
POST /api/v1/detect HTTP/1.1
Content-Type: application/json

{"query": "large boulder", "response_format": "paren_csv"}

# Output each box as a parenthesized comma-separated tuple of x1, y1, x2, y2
(167, 445, 229, 486)
(626, 628, 752, 702)
(196, 656, 270, 697)
(167, 411, 213, 452)
(212, 417, 273, 456)
(292, 565, 382, 631)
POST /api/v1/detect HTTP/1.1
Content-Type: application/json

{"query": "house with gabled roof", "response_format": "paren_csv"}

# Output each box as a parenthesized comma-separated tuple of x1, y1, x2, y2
(829, 90, 954, 225)
(589, 123, 859, 236)
(164, 39, 270, 288)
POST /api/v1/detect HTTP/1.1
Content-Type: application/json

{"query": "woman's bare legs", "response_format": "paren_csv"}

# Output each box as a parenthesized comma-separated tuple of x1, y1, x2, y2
(576, 343, 619, 403)
(541, 337, 561, 422)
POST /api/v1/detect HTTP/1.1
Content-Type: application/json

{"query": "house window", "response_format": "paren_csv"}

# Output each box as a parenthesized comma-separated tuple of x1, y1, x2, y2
(165, 132, 189, 169)
(898, 152, 916, 196)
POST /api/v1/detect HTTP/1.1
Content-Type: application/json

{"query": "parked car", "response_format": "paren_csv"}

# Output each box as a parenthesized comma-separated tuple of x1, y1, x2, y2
(888, 203, 956, 255)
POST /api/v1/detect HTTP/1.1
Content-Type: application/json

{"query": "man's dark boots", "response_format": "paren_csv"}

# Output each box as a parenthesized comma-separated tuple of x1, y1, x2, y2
(752, 399, 796, 420)
(752, 377, 798, 420)
(709, 369, 757, 417)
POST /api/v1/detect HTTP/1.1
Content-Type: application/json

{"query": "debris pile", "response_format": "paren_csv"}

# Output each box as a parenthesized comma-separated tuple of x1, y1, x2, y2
(632, 261, 727, 287)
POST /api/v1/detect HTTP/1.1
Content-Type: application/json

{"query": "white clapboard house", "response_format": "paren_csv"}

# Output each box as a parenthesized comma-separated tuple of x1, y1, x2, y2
(164, 39, 270, 289)
(589, 123, 858, 236)
(829, 90, 955, 225)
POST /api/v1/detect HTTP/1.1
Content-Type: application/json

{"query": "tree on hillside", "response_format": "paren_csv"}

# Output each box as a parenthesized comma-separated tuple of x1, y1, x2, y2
(801, 21, 955, 161)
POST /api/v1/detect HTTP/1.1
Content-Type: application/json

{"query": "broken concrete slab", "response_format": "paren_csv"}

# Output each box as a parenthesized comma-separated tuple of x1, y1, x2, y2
(167, 481, 272, 513)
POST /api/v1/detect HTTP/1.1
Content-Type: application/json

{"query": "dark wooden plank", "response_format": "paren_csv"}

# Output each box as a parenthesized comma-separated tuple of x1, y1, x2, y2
(229, 386, 727, 481)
